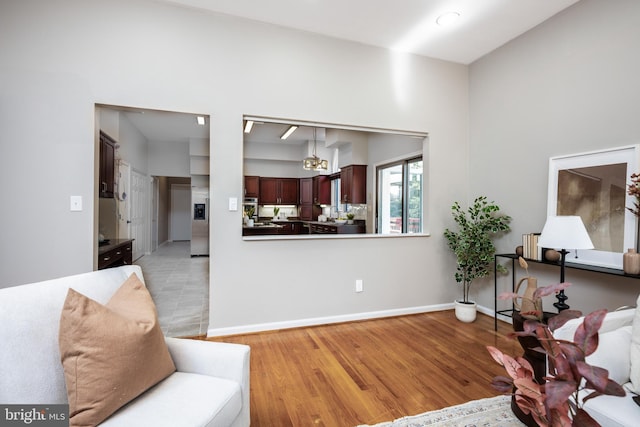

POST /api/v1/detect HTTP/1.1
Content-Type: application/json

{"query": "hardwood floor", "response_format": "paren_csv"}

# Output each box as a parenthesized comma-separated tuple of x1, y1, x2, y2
(207, 311, 521, 427)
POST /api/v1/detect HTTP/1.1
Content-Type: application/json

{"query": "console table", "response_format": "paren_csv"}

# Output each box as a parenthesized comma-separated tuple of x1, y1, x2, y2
(493, 253, 639, 330)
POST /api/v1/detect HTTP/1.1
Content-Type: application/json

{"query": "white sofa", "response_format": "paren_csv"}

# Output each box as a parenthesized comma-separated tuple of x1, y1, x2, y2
(553, 308, 639, 427)
(0, 265, 250, 427)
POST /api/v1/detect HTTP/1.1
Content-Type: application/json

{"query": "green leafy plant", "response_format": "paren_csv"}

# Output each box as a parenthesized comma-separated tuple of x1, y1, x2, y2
(273, 207, 280, 218)
(487, 305, 626, 426)
(346, 213, 355, 220)
(244, 206, 255, 218)
(444, 196, 511, 303)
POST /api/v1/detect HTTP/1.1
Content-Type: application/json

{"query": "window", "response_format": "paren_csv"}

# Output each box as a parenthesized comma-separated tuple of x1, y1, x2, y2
(330, 175, 341, 209)
(376, 157, 423, 234)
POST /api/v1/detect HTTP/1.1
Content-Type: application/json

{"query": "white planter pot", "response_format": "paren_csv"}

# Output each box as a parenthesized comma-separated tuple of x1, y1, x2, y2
(455, 300, 477, 323)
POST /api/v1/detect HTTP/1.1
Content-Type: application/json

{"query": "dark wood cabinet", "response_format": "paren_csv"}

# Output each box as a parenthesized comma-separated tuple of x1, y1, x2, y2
(299, 177, 324, 220)
(260, 177, 299, 204)
(273, 220, 306, 235)
(340, 165, 367, 204)
(280, 179, 298, 204)
(309, 222, 365, 234)
(98, 239, 133, 269)
(99, 131, 116, 198)
(244, 176, 259, 198)
(299, 178, 313, 205)
(313, 175, 331, 205)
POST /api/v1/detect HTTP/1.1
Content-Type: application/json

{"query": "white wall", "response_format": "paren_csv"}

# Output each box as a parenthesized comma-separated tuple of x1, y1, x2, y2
(117, 112, 149, 174)
(148, 140, 190, 177)
(0, 0, 469, 335)
(469, 0, 640, 314)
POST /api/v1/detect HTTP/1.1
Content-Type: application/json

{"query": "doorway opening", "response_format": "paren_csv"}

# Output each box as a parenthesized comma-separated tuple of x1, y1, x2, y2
(96, 104, 210, 337)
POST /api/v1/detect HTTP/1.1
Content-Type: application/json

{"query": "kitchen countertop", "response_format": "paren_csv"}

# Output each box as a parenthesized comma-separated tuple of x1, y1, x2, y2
(242, 223, 283, 229)
(98, 238, 134, 254)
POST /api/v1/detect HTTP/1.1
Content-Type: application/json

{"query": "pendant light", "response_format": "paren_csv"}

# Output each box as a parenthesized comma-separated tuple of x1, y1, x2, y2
(302, 128, 328, 171)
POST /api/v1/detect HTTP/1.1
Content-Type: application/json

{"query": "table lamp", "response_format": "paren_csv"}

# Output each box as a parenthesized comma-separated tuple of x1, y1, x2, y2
(537, 215, 594, 311)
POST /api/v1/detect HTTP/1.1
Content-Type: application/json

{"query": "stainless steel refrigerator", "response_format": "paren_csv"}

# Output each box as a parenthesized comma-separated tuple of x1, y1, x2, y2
(191, 187, 209, 257)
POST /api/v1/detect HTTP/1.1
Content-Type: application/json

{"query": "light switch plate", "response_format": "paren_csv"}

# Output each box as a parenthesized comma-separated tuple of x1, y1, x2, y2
(229, 197, 238, 211)
(70, 195, 82, 211)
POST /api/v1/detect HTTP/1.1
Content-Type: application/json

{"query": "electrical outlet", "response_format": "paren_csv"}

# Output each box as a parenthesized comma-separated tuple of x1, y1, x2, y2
(355, 279, 363, 293)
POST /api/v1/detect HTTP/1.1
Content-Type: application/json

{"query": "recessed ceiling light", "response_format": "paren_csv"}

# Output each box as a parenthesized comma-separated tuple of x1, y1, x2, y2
(436, 11, 460, 27)
(196, 116, 206, 125)
(244, 120, 254, 133)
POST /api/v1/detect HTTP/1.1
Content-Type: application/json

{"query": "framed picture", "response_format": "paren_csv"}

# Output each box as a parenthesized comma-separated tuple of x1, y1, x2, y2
(547, 145, 640, 269)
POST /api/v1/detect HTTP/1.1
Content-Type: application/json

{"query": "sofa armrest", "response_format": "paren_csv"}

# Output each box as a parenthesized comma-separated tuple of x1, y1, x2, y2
(165, 337, 250, 427)
(553, 308, 636, 341)
(165, 337, 249, 383)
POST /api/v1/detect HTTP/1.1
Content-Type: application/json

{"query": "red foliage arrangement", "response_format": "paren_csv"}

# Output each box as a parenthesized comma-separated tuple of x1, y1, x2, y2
(487, 306, 626, 426)
(626, 172, 640, 217)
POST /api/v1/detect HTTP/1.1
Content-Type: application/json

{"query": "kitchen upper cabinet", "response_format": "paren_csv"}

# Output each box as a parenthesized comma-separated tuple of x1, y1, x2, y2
(313, 175, 331, 205)
(260, 177, 299, 205)
(299, 178, 313, 205)
(280, 179, 298, 204)
(244, 175, 259, 198)
(340, 165, 367, 204)
(99, 131, 116, 198)
(299, 177, 321, 221)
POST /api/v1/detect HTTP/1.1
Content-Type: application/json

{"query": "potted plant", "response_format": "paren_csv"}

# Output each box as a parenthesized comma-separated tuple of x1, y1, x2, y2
(487, 307, 626, 426)
(244, 206, 255, 226)
(346, 212, 355, 224)
(444, 196, 511, 322)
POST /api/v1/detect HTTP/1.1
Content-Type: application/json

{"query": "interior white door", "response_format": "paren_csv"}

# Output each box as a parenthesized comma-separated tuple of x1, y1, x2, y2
(170, 184, 191, 241)
(130, 170, 148, 261)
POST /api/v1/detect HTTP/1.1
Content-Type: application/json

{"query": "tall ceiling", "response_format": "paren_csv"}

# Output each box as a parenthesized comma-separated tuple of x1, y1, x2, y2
(157, 0, 580, 64)
(117, 0, 581, 143)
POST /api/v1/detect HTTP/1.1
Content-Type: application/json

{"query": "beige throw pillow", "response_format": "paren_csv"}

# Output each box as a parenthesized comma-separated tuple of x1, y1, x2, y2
(59, 273, 176, 427)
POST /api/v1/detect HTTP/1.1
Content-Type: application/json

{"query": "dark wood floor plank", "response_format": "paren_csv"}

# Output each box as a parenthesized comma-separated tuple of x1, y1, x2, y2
(207, 310, 520, 427)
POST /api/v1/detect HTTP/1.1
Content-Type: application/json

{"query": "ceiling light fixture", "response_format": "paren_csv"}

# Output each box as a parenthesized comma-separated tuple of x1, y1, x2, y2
(244, 120, 254, 133)
(436, 11, 461, 27)
(302, 128, 328, 171)
(196, 116, 206, 125)
(280, 125, 298, 140)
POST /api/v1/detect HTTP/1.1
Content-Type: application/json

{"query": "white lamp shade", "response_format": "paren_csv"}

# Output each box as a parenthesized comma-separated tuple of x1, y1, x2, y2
(537, 216, 594, 250)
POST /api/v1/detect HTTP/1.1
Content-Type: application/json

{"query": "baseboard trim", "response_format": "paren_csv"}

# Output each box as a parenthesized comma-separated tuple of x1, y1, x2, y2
(207, 303, 455, 337)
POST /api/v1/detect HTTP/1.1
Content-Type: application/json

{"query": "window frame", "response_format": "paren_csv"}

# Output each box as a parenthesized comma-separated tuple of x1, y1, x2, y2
(376, 155, 423, 234)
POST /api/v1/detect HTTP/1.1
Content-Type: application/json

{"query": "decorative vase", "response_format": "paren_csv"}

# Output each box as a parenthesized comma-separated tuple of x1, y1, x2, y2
(454, 300, 477, 323)
(623, 248, 640, 275)
(513, 277, 542, 319)
(515, 245, 523, 257)
(247, 219, 254, 227)
(544, 249, 561, 262)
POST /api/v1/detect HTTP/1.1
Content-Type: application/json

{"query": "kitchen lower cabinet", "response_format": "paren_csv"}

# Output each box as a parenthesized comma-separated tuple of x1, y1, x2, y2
(273, 221, 306, 235)
(308, 222, 365, 234)
(98, 239, 133, 269)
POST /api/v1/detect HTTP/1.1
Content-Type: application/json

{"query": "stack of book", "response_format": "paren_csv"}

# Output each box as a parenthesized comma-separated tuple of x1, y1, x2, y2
(522, 233, 542, 260)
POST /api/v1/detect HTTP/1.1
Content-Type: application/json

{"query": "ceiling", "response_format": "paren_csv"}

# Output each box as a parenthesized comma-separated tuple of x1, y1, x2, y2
(158, 0, 580, 64)
(114, 0, 581, 144)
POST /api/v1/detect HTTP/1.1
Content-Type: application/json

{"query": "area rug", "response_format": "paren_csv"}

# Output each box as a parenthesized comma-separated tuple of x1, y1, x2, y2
(357, 395, 526, 427)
